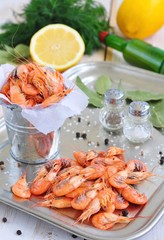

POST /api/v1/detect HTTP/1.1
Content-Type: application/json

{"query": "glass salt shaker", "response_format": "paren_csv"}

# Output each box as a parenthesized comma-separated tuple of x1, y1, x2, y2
(123, 101, 153, 143)
(99, 89, 126, 131)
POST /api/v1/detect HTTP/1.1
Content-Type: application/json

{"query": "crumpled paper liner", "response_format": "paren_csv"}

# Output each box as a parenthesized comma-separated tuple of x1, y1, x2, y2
(0, 64, 89, 134)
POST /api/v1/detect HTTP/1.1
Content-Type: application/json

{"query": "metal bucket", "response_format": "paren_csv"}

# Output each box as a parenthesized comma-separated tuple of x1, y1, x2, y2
(2, 104, 60, 164)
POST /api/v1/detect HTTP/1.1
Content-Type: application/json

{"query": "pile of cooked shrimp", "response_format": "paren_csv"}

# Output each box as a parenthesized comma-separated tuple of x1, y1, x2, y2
(1, 63, 72, 108)
(12, 146, 155, 230)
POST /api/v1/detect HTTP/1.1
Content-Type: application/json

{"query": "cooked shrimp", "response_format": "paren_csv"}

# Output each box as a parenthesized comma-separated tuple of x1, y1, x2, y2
(109, 170, 129, 188)
(97, 188, 116, 213)
(119, 185, 148, 205)
(73, 150, 98, 167)
(113, 189, 129, 210)
(1, 63, 72, 108)
(75, 197, 101, 223)
(91, 212, 134, 230)
(106, 146, 125, 157)
(30, 158, 72, 195)
(52, 168, 95, 197)
(82, 164, 106, 180)
(106, 166, 118, 177)
(34, 196, 72, 209)
(12, 172, 31, 199)
(66, 187, 88, 198)
(126, 159, 147, 172)
(91, 156, 122, 166)
(125, 171, 155, 185)
(41, 88, 72, 108)
(71, 182, 104, 210)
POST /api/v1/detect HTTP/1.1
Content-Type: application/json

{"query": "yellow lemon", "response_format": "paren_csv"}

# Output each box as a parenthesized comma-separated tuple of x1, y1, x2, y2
(117, 0, 164, 39)
(30, 24, 85, 72)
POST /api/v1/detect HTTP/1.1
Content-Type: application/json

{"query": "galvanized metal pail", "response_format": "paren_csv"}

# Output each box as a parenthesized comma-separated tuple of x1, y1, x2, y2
(2, 104, 60, 164)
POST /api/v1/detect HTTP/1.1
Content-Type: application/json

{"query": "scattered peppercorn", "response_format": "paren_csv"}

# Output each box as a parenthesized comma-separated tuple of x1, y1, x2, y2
(76, 132, 80, 138)
(2, 217, 7, 223)
(72, 234, 78, 238)
(122, 209, 128, 217)
(81, 133, 87, 140)
(17, 162, 21, 168)
(96, 142, 100, 146)
(159, 156, 164, 165)
(159, 151, 162, 155)
(104, 138, 109, 145)
(16, 230, 22, 235)
(77, 117, 81, 123)
(87, 121, 90, 126)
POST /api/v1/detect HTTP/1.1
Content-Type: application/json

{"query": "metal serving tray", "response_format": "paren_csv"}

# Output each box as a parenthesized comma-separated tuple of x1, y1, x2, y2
(0, 62, 164, 240)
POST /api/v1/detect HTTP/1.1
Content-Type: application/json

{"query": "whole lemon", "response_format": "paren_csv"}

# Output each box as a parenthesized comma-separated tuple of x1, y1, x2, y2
(117, 0, 164, 39)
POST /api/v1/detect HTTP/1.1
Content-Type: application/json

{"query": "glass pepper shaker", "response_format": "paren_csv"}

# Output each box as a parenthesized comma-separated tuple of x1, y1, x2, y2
(123, 101, 153, 143)
(99, 89, 126, 131)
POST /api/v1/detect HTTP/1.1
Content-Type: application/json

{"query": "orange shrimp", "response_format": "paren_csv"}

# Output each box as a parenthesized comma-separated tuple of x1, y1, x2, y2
(1, 62, 71, 108)
(119, 185, 148, 205)
(106, 146, 125, 157)
(71, 182, 104, 210)
(75, 197, 101, 224)
(126, 159, 147, 172)
(12, 172, 31, 199)
(81, 164, 106, 180)
(66, 186, 88, 198)
(125, 171, 155, 185)
(109, 170, 129, 188)
(34, 196, 72, 209)
(106, 166, 118, 177)
(91, 212, 134, 230)
(113, 189, 129, 210)
(30, 158, 72, 195)
(52, 167, 96, 196)
(73, 150, 98, 167)
(41, 88, 72, 108)
(97, 188, 116, 213)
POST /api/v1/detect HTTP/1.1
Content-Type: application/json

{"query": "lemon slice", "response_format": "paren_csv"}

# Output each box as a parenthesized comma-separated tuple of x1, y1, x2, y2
(30, 24, 85, 72)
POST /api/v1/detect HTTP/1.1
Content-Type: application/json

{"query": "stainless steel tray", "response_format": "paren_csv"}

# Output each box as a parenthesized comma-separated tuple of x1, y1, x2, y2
(0, 62, 164, 240)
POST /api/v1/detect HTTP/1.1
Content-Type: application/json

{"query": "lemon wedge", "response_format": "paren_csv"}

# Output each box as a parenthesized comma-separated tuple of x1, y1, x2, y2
(29, 24, 85, 72)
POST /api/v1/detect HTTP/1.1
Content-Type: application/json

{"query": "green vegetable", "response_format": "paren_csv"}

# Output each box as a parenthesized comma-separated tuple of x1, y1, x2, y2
(0, 0, 108, 55)
(0, 44, 30, 64)
(76, 76, 103, 108)
(150, 100, 164, 128)
(126, 90, 164, 101)
(95, 75, 112, 95)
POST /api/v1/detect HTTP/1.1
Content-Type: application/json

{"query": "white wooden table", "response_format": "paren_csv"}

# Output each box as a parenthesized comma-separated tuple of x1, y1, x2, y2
(0, 1, 164, 239)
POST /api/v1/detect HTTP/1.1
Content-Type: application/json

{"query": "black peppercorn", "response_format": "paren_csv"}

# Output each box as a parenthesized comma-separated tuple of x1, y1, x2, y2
(77, 117, 81, 123)
(2, 217, 7, 223)
(104, 138, 109, 145)
(16, 230, 22, 235)
(72, 234, 78, 238)
(81, 133, 87, 139)
(76, 132, 80, 138)
(159, 156, 164, 165)
(122, 209, 128, 216)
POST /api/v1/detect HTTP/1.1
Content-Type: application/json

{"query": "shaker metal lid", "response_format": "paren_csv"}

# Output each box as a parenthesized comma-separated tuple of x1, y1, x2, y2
(104, 89, 124, 105)
(129, 101, 150, 117)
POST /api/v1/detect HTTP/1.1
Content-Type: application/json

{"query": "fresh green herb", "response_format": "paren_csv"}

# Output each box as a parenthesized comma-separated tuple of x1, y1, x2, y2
(0, 0, 108, 55)
(126, 90, 164, 101)
(150, 100, 164, 128)
(95, 75, 112, 95)
(0, 44, 29, 64)
(76, 76, 103, 108)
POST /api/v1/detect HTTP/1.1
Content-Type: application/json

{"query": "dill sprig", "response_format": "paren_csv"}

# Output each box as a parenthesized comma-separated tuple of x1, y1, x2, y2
(0, 0, 109, 54)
